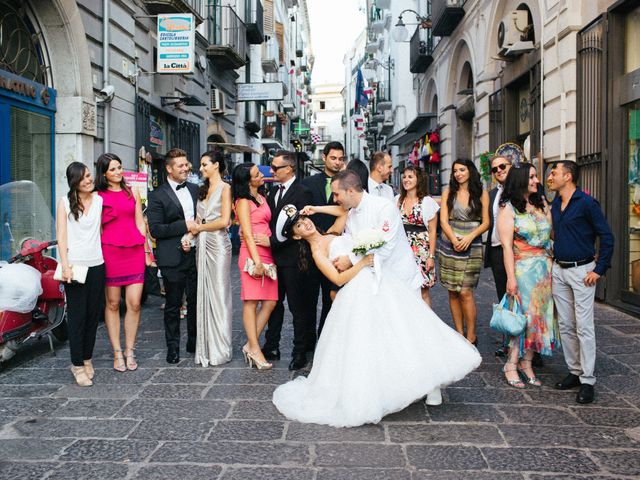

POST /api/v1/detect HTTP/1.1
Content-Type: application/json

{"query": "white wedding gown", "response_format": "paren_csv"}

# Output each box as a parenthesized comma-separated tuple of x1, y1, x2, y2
(272, 236, 482, 427)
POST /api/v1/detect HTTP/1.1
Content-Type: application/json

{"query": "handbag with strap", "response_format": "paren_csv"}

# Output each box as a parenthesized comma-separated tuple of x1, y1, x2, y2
(53, 263, 89, 284)
(490, 294, 527, 337)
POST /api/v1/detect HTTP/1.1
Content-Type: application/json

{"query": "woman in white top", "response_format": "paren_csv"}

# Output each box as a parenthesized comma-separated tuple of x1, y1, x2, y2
(395, 165, 440, 306)
(56, 162, 105, 387)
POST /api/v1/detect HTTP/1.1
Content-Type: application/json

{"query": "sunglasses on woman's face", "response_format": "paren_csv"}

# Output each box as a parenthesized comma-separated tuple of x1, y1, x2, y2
(491, 163, 509, 174)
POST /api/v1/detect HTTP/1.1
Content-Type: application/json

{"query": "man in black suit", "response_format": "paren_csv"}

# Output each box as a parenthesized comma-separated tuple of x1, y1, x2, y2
(302, 141, 345, 335)
(255, 151, 315, 370)
(147, 148, 198, 364)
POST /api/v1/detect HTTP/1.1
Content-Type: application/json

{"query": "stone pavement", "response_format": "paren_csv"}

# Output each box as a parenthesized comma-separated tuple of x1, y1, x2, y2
(1, 261, 640, 479)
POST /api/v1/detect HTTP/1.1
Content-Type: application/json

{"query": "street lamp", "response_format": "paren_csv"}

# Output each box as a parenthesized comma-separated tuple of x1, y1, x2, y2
(392, 9, 432, 42)
(365, 58, 395, 71)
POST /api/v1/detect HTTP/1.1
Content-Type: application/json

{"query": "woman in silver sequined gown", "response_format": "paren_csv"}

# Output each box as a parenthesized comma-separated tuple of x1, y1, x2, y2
(192, 151, 233, 366)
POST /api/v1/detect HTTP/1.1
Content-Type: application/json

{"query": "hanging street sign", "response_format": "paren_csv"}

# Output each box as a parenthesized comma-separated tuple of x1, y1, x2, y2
(237, 82, 285, 102)
(157, 14, 195, 73)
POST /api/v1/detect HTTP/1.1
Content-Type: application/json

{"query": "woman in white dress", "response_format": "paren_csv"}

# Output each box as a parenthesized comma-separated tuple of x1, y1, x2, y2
(272, 205, 482, 427)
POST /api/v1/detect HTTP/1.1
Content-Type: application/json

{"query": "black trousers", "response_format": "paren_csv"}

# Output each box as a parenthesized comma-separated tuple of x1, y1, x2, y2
(160, 251, 197, 350)
(65, 263, 105, 366)
(264, 266, 316, 356)
(489, 245, 507, 301)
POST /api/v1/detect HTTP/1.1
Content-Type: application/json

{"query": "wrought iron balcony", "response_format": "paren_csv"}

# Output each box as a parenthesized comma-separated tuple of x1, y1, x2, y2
(246, 0, 264, 44)
(410, 26, 434, 73)
(207, 4, 247, 70)
(431, 0, 466, 37)
(375, 82, 392, 112)
(142, 0, 204, 24)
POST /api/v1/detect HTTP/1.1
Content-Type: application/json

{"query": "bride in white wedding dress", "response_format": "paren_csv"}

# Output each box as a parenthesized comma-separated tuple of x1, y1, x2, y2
(271, 206, 482, 428)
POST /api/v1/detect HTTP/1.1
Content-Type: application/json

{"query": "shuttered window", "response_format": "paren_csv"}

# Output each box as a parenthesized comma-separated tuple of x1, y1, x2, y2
(263, 0, 274, 34)
(275, 21, 284, 64)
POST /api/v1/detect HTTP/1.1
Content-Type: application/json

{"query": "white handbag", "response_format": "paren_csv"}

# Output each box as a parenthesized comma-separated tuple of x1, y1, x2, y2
(243, 258, 277, 286)
(53, 263, 89, 284)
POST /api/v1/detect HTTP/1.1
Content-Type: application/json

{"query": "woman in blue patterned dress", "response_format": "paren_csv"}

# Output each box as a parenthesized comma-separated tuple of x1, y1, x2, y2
(497, 164, 560, 388)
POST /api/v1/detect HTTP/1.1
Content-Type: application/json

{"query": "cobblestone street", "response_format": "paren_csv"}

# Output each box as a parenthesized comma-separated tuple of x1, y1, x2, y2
(1, 262, 640, 479)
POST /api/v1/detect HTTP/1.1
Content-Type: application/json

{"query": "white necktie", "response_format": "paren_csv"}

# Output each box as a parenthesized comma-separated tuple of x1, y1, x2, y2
(376, 184, 383, 196)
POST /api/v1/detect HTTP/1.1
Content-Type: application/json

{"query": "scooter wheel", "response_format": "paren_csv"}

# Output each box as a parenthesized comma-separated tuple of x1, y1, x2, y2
(52, 317, 69, 342)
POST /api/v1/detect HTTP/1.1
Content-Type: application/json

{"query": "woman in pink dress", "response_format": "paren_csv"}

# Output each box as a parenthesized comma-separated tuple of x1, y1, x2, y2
(95, 153, 150, 372)
(232, 163, 278, 370)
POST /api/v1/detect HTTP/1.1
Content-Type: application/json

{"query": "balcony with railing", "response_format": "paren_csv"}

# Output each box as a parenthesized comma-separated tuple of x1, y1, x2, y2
(142, 0, 204, 24)
(431, 0, 466, 37)
(206, 4, 247, 70)
(410, 26, 434, 73)
(246, 0, 264, 44)
(375, 81, 392, 112)
(261, 37, 279, 73)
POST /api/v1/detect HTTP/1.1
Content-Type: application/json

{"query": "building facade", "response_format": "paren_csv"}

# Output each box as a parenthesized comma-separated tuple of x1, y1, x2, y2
(345, 0, 640, 313)
(309, 83, 345, 163)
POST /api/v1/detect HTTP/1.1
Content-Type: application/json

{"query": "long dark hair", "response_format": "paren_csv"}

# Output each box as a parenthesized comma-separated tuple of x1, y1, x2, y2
(95, 153, 131, 196)
(198, 149, 227, 200)
(65, 162, 89, 221)
(231, 163, 263, 206)
(447, 159, 483, 219)
(346, 159, 369, 193)
(500, 163, 545, 214)
(399, 165, 429, 205)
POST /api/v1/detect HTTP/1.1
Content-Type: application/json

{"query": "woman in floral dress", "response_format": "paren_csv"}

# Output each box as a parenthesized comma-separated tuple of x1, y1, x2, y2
(497, 164, 560, 388)
(395, 166, 440, 305)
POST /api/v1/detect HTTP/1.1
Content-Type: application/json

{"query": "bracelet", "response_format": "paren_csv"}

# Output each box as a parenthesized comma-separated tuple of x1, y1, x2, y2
(145, 250, 151, 254)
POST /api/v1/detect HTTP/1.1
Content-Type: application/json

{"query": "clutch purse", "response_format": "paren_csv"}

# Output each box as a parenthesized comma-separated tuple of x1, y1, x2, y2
(53, 263, 88, 284)
(490, 294, 527, 337)
(243, 258, 277, 285)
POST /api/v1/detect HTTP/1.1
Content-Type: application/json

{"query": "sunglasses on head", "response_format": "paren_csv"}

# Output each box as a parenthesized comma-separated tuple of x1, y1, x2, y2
(491, 163, 509, 174)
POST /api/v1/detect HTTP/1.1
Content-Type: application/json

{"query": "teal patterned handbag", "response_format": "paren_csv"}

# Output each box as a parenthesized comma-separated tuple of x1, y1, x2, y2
(490, 294, 527, 337)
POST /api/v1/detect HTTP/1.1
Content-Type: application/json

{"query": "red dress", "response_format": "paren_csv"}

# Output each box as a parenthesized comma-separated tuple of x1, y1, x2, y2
(236, 197, 278, 301)
(99, 189, 145, 286)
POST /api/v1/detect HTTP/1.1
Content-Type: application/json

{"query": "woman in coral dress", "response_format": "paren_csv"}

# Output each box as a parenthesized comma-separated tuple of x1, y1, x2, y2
(232, 163, 278, 370)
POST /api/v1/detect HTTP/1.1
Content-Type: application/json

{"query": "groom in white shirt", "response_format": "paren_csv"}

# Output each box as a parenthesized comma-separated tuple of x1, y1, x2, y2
(331, 169, 423, 293)
(330, 170, 441, 404)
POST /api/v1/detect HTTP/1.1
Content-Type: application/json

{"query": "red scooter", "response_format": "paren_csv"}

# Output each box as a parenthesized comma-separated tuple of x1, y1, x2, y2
(0, 181, 68, 365)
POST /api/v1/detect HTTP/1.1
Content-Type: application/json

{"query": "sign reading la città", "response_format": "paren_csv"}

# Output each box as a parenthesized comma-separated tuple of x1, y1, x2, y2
(157, 14, 195, 74)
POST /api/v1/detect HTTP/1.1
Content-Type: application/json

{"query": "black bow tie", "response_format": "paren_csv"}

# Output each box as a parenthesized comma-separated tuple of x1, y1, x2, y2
(176, 182, 187, 190)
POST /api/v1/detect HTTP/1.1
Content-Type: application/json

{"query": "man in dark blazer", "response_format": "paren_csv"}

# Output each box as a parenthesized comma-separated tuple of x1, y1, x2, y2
(302, 141, 345, 336)
(147, 148, 198, 364)
(255, 150, 315, 370)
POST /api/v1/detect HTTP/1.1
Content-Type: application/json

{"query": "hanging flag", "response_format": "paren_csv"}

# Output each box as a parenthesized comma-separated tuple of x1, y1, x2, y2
(354, 68, 368, 111)
(311, 133, 321, 144)
(363, 75, 374, 96)
(289, 67, 295, 75)
(300, 98, 307, 106)
(296, 89, 303, 97)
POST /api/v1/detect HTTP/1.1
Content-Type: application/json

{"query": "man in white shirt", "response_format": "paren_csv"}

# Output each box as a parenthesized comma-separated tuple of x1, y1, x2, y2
(367, 151, 394, 201)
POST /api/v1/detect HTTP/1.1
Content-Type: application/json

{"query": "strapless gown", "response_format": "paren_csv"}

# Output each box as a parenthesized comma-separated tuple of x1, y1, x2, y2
(272, 236, 482, 427)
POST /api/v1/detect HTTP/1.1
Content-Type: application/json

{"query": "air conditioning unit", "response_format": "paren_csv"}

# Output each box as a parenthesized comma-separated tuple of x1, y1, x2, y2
(211, 88, 225, 114)
(497, 10, 534, 56)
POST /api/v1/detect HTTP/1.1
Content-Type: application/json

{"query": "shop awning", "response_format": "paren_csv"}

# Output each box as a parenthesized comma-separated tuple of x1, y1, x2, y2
(207, 142, 263, 155)
(387, 113, 437, 146)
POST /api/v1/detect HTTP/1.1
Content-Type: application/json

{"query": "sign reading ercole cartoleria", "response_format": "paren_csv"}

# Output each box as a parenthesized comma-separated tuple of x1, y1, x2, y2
(237, 83, 285, 102)
(157, 14, 195, 74)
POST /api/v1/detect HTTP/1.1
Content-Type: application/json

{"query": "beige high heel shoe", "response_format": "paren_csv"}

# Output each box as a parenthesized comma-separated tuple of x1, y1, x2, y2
(246, 352, 273, 370)
(241, 345, 250, 364)
(83, 360, 94, 380)
(70, 366, 93, 387)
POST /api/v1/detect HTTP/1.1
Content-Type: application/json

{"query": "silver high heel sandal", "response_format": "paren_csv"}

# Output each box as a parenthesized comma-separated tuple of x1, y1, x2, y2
(246, 351, 273, 370)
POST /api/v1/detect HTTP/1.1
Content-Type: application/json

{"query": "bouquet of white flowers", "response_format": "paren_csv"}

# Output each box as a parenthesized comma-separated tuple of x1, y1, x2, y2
(351, 228, 386, 256)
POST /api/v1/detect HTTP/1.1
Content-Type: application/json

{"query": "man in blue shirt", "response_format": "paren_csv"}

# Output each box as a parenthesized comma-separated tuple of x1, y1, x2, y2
(547, 161, 614, 404)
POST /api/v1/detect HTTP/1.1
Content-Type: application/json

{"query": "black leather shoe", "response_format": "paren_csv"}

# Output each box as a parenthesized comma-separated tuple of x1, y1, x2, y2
(531, 352, 544, 368)
(186, 339, 196, 354)
(576, 384, 594, 404)
(166, 347, 180, 364)
(555, 373, 581, 390)
(289, 353, 307, 371)
(262, 347, 281, 361)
